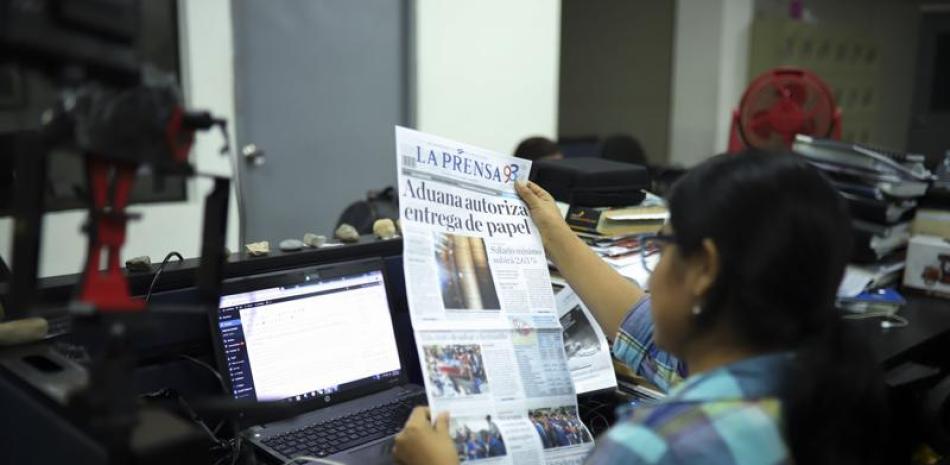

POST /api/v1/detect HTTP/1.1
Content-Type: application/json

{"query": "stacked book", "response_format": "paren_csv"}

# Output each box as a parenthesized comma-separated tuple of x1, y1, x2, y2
(566, 204, 668, 237)
(560, 193, 667, 288)
(793, 135, 934, 301)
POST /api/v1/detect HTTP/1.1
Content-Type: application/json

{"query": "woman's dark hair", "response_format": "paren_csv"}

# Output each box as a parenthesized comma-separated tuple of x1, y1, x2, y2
(514, 137, 560, 161)
(666, 150, 888, 465)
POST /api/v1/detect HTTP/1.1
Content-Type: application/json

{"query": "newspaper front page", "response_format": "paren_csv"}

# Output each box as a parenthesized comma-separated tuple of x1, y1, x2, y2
(396, 127, 594, 465)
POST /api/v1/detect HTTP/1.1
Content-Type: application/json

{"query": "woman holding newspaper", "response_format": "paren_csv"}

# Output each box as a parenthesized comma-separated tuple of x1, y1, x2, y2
(394, 151, 888, 465)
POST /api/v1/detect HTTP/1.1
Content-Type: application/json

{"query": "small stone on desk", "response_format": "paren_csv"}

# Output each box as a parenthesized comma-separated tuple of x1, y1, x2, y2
(245, 241, 270, 256)
(125, 256, 152, 272)
(279, 239, 305, 252)
(335, 223, 360, 243)
(373, 218, 398, 240)
(303, 233, 326, 248)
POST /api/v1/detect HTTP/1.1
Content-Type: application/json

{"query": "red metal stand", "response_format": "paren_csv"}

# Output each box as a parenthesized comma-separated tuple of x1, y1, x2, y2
(77, 159, 144, 311)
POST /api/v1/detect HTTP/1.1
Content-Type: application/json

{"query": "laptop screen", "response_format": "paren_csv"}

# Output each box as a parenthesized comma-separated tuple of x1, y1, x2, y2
(216, 267, 403, 402)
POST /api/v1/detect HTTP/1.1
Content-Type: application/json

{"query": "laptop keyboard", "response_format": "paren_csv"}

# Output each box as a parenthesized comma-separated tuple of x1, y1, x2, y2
(262, 392, 427, 458)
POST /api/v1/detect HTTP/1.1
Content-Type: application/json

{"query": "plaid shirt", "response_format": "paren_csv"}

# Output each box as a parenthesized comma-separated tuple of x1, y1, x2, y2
(588, 298, 794, 465)
(612, 297, 688, 391)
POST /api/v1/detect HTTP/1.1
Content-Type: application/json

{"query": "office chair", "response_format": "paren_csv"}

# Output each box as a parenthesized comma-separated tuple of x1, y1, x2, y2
(601, 134, 647, 166)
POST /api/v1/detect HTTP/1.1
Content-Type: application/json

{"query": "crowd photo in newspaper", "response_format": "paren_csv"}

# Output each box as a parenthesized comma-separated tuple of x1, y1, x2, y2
(450, 415, 508, 462)
(529, 406, 593, 450)
(423, 344, 490, 398)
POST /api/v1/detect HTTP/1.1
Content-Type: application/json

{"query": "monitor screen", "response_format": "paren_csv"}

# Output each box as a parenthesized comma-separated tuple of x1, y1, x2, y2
(216, 268, 402, 402)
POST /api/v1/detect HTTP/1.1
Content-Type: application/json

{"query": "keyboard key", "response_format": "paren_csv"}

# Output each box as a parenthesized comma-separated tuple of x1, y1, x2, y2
(331, 431, 389, 453)
(263, 394, 427, 459)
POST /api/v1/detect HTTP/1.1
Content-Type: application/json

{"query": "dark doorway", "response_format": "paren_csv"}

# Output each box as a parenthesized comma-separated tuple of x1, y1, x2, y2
(907, 9, 950, 167)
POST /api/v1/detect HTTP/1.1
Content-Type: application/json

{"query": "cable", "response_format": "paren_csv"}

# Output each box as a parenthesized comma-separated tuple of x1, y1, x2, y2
(231, 436, 243, 465)
(141, 388, 227, 449)
(281, 456, 347, 465)
(842, 312, 910, 329)
(144, 251, 184, 303)
(581, 401, 615, 437)
(178, 353, 228, 393)
(176, 393, 228, 447)
(175, 353, 232, 457)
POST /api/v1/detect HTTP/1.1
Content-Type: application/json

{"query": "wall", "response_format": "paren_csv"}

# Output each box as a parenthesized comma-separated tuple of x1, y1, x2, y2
(3, 0, 562, 277)
(667, 0, 922, 167)
(668, 0, 753, 167)
(754, 0, 920, 150)
(0, 0, 239, 277)
(414, 0, 562, 155)
(558, 0, 675, 164)
(667, 0, 920, 165)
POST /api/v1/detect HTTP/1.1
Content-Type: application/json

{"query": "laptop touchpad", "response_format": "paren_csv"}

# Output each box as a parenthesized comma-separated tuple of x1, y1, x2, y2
(339, 437, 395, 465)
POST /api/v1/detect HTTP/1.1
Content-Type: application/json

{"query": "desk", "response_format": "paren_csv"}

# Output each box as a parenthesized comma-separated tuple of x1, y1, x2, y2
(0, 235, 402, 310)
(848, 293, 950, 369)
(3, 240, 950, 463)
(5, 237, 948, 371)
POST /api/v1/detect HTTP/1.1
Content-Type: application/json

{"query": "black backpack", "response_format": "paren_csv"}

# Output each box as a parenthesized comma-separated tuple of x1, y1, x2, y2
(336, 187, 399, 235)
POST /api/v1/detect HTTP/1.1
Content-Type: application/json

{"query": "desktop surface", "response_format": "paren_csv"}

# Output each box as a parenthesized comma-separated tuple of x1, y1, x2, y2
(849, 292, 950, 368)
(3, 237, 950, 464)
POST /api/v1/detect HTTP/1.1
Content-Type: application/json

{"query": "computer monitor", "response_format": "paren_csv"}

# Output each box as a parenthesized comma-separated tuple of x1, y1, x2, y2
(210, 259, 405, 405)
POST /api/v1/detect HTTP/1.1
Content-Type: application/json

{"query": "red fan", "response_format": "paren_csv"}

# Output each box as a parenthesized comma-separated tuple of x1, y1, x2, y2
(728, 67, 841, 152)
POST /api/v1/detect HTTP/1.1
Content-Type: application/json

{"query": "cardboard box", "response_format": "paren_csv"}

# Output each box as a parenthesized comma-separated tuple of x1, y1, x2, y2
(903, 234, 950, 298)
(912, 209, 950, 239)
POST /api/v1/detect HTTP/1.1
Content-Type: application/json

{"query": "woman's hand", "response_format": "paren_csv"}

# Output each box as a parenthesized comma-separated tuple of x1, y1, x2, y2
(393, 407, 459, 465)
(515, 181, 571, 249)
(516, 180, 645, 338)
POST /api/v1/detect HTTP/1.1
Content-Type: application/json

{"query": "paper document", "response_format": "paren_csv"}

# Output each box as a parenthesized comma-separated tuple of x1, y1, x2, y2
(555, 287, 617, 394)
(837, 262, 906, 298)
(396, 127, 594, 465)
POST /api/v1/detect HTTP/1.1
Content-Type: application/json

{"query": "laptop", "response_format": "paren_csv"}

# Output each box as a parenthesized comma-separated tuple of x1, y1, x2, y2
(208, 258, 426, 463)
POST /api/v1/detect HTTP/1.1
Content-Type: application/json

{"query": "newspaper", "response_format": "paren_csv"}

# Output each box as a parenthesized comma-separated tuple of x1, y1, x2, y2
(396, 127, 594, 465)
(555, 287, 618, 394)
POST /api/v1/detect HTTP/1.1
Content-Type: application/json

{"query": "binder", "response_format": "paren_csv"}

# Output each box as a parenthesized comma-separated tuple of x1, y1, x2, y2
(793, 135, 932, 181)
(837, 287, 906, 314)
(850, 224, 910, 263)
(830, 177, 929, 200)
(566, 205, 667, 236)
(840, 191, 916, 224)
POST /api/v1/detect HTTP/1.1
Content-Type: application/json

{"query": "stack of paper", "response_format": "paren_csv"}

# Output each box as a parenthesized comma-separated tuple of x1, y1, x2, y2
(795, 136, 933, 312)
(570, 232, 658, 290)
(794, 135, 932, 262)
(837, 257, 906, 298)
(796, 134, 930, 270)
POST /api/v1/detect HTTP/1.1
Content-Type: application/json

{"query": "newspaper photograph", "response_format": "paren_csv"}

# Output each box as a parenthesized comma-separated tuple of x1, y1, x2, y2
(422, 343, 490, 398)
(450, 414, 508, 462)
(396, 127, 594, 465)
(528, 405, 593, 450)
(413, 329, 593, 465)
(555, 287, 618, 394)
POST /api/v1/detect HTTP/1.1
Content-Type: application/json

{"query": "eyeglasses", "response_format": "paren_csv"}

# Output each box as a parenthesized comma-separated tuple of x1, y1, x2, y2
(639, 233, 676, 273)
